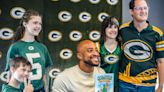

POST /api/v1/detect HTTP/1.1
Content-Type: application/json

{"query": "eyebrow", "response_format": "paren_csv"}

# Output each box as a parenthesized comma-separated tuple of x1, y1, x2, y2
(87, 48, 93, 50)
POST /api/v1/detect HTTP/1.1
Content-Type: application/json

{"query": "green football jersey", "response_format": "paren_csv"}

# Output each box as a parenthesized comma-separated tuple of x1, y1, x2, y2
(5, 41, 53, 90)
(2, 84, 21, 92)
(119, 21, 164, 86)
(99, 43, 121, 92)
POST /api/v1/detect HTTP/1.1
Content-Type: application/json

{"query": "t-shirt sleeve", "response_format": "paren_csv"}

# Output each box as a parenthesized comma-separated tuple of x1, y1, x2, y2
(44, 46, 53, 68)
(5, 44, 17, 71)
(156, 33, 164, 59)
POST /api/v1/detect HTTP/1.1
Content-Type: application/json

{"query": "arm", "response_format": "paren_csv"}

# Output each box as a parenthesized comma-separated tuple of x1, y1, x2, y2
(44, 51, 53, 92)
(5, 44, 16, 71)
(51, 75, 68, 92)
(156, 58, 164, 92)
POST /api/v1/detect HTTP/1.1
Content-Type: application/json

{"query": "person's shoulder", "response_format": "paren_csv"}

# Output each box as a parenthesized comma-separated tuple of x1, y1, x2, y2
(35, 41, 48, 49)
(9, 41, 27, 49)
(54, 65, 77, 84)
(151, 25, 163, 36)
(33, 41, 44, 46)
(2, 84, 19, 92)
(119, 21, 131, 30)
(57, 65, 77, 77)
(62, 65, 77, 74)
(94, 67, 105, 74)
(9, 41, 21, 47)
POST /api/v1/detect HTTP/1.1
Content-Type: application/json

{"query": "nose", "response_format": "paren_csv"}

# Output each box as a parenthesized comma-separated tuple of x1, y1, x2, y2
(93, 50, 100, 57)
(24, 70, 29, 76)
(140, 8, 145, 12)
(36, 24, 41, 28)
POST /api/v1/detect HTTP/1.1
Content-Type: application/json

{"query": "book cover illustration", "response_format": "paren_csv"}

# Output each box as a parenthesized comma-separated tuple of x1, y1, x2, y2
(95, 73, 114, 92)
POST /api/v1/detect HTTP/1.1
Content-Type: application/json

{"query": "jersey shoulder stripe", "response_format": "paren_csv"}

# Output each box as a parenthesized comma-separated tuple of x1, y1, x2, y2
(119, 21, 131, 29)
(95, 42, 100, 52)
(152, 26, 163, 36)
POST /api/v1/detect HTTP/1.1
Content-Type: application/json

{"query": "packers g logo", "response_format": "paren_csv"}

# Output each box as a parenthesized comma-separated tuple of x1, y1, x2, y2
(104, 55, 119, 64)
(70, 0, 81, 3)
(0, 28, 14, 40)
(98, 12, 109, 22)
(48, 30, 62, 42)
(51, 0, 59, 1)
(10, 7, 25, 19)
(107, 0, 118, 5)
(0, 9, 1, 16)
(60, 49, 73, 60)
(89, 30, 100, 41)
(69, 30, 82, 41)
(28, 46, 34, 50)
(0, 71, 9, 82)
(89, 0, 100, 4)
(58, 11, 72, 22)
(79, 12, 91, 23)
(0, 51, 2, 59)
(49, 68, 61, 78)
(124, 40, 153, 62)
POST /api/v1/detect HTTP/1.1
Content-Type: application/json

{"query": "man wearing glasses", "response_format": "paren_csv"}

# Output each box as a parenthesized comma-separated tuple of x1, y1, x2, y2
(119, 0, 164, 92)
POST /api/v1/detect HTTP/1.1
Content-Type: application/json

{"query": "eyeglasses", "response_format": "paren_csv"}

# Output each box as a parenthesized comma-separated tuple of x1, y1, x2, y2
(133, 6, 149, 11)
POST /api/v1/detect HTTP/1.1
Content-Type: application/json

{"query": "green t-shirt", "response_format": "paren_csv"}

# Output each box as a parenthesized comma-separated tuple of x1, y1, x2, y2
(5, 41, 53, 90)
(2, 84, 21, 92)
(99, 43, 121, 92)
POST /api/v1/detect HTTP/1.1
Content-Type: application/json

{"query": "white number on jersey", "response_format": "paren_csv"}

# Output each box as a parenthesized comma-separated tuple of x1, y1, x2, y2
(26, 53, 42, 80)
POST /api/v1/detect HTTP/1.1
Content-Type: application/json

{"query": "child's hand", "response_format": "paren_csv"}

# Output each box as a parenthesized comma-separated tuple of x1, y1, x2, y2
(23, 78, 34, 92)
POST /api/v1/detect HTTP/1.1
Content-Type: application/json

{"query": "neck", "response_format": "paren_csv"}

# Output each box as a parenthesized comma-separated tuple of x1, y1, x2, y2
(133, 20, 148, 32)
(79, 61, 94, 73)
(105, 38, 117, 45)
(8, 77, 20, 89)
(104, 39, 117, 52)
(21, 32, 35, 42)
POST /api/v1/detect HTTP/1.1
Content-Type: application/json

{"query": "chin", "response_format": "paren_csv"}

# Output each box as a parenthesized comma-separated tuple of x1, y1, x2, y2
(93, 62, 99, 66)
(33, 34, 39, 36)
(93, 64, 99, 67)
(19, 79, 24, 83)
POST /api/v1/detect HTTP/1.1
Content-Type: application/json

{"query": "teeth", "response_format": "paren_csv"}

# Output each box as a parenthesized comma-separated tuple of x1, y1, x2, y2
(110, 32, 116, 34)
(92, 57, 99, 62)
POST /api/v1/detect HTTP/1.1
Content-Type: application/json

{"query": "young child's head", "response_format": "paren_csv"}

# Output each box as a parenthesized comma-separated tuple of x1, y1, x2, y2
(14, 10, 42, 42)
(9, 56, 32, 83)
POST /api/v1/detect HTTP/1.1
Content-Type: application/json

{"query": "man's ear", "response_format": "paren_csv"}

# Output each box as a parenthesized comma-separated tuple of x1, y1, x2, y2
(129, 9, 133, 17)
(77, 53, 82, 60)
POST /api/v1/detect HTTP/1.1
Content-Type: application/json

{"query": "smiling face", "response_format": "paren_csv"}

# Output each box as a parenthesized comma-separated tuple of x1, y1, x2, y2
(77, 40, 100, 67)
(130, 0, 149, 22)
(105, 24, 118, 40)
(12, 63, 31, 83)
(101, 17, 119, 43)
(24, 15, 42, 37)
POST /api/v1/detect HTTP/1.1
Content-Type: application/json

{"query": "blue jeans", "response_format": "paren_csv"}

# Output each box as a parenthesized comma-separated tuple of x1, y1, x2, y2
(119, 80, 155, 92)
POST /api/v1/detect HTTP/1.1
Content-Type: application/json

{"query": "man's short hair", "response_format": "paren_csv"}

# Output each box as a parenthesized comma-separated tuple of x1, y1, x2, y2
(129, 0, 147, 9)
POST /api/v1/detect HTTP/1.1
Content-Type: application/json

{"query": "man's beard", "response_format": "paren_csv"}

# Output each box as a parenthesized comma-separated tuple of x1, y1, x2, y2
(84, 60, 99, 67)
